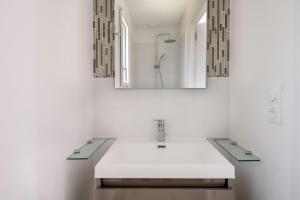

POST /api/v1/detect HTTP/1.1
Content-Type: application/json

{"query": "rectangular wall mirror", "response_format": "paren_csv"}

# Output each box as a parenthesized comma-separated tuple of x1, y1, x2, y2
(114, 0, 208, 89)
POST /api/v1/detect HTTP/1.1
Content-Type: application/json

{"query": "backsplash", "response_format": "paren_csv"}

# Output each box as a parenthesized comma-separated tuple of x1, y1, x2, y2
(207, 0, 230, 77)
(93, 0, 115, 78)
(93, 78, 230, 140)
(93, 0, 230, 78)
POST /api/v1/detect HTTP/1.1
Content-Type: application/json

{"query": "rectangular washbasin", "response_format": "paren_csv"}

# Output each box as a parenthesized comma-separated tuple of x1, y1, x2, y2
(95, 140, 235, 179)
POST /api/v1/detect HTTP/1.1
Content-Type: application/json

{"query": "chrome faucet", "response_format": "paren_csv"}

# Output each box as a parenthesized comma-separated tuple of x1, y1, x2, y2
(154, 119, 165, 143)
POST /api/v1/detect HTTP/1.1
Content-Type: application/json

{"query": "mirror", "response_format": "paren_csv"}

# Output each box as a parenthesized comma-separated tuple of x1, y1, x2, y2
(114, 0, 208, 89)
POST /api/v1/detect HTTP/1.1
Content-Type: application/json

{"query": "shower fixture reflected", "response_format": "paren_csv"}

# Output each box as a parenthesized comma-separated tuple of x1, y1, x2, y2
(154, 34, 176, 88)
(154, 54, 165, 68)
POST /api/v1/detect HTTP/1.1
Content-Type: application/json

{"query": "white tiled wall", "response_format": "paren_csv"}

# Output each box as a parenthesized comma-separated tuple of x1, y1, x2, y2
(93, 78, 230, 140)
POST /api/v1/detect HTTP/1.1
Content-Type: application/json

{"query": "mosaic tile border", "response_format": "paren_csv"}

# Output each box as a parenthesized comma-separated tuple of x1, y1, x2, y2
(93, 0, 115, 78)
(207, 0, 230, 77)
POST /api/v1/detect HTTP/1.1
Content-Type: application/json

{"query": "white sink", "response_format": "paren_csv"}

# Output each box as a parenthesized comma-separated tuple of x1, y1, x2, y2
(95, 140, 235, 179)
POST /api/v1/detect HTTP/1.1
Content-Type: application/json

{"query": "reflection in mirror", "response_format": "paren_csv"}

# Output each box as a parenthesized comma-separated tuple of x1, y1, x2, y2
(115, 0, 207, 89)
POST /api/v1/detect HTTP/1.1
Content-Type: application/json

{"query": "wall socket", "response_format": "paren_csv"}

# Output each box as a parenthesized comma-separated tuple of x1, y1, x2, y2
(267, 84, 283, 124)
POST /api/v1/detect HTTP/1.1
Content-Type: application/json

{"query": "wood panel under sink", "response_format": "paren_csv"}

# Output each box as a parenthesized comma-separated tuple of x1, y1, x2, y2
(95, 178, 234, 200)
(101, 178, 228, 188)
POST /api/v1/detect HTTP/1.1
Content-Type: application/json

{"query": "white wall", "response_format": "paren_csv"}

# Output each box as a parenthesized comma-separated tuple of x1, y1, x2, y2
(229, 0, 296, 200)
(0, 0, 94, 200)
(0, 1, 38, 199)
(294, 0, 300, 199)
(94, 78, 229, 140)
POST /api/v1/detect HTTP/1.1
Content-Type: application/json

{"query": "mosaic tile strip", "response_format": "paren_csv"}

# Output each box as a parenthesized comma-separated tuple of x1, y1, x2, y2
(93, 0, 115, 78)
(207, 0, 230, 77)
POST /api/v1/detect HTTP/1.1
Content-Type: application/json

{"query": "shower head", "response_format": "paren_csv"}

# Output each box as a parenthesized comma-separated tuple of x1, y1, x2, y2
(164, 39, 176, 43)
(155, 33, 176, 44)
(155, 33, 176, 62)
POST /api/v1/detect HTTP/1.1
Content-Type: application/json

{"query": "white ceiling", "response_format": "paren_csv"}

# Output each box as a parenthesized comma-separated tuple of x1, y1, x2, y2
(125, 0, 191, 28)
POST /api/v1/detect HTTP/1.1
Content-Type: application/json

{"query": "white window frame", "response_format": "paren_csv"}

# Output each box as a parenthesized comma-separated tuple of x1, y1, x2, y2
(120, 16, 130, 87)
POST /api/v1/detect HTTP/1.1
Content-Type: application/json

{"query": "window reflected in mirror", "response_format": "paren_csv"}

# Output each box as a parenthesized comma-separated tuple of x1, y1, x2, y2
(120, 16, 129, 87)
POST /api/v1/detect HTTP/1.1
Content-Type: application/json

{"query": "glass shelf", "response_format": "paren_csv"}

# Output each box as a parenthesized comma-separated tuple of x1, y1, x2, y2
(67, 138, 109, 160)
(208, 138, 260, 162)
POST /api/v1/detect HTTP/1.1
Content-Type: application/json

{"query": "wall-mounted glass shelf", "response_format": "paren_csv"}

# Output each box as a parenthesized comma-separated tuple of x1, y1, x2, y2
(208, 138, 260, 162)
(67, 138, 109, 160)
